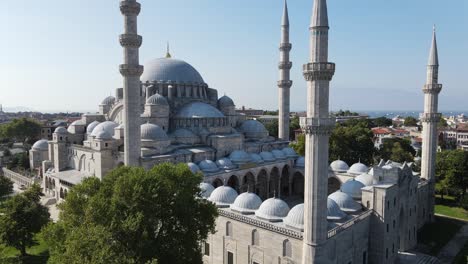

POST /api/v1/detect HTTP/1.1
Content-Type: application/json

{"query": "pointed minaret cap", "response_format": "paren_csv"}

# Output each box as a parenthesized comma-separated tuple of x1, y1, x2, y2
(282, 0, 289, 26)
(165, 42, 172, 58)
(311, 0, 329, 28)
(428, 25, 439, 66)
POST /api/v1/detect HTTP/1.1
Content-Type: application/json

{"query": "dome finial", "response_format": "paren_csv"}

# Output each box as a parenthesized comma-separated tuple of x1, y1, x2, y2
(165, 42, 172, 58)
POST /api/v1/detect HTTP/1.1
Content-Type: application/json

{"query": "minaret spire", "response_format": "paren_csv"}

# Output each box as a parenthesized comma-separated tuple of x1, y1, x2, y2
(278, 0, 293, 141)
(166, 42, 172, 58)
(119, 0, 143, 166)
(301, 0, 335, 262)
(421, 26, 442, 223)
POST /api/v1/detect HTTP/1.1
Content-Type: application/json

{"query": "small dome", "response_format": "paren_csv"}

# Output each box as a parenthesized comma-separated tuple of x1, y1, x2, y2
(355, 173, 375, 186)
(95, 130, 113, 140)
(296, 156, 305, 168)
(327, 198, 347, 221)
(218, 95, 235, 108)
(208, 186, 238, 208)
(91, 121, 118, 138)
(341, 179, 365, 200)
(272, 149, 287, 160)
(54, 127, 68, 134)
(176, 102, 224, 118)
(229, 150, 252, 165)
(69, 120, 85, 126)
(328, 191, 361, 213)
(146, 93, 168, 106)
(199, 182, 215, 198)
(282, 147, 298, 158)
(255, 198, 290, 222)
(249, 153, 264, 164)
(239, 120, 268, 139)
(86, 121, 100, 134)
(284, 203, 304, 231)
(347, 162, 368, 175)
(216, 158, 236, 170)
(230, 192, 262, 214)
(101, 96, 116, 105)
(187, 162, 200, 174)
(32, 140, 48, 151)
(259, 151, 276, 162)
(141, 123, 168, 141)
(330, 160, 349, 173)
(198, 160, 220, 173)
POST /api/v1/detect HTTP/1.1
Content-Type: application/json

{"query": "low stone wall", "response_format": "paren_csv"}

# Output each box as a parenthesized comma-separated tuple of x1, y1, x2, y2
(1, 167, 40, 187)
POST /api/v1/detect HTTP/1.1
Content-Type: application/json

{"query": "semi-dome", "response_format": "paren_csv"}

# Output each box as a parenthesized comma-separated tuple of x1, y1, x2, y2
(32, 139, 48, 151)
(296, 156, 305, 168)
(249, 153, 264, 164)
(198, 160, 220, 173)
(230, 192, 262, 214)
(69, 120, 85, 126)
(141, 123, 168, 141)
(284, 203, 304, 231)
(95, 130, 113, 140)
(86, 121, 100, 134)
(341, 179, 365, 200)
(355, 173, 375, 186)
(216, 158, 236, 170)
(282, 147, 298, 158)
(229, 150, 251, 165)
(187, 162, 201, 174)
(54, 127, 68, 134)
(101, 96, 116, 105)
(141, 58, 205, 84)
(330, 160, 349, 173)
(218, 95, 235, 108)
(239, 120, 268, 139)
(199, 183, 215, 198)
(175, 102, 224, 118)
(347, 162, 369, 175)
(146, 93, 168, 106)
(327, 198, 347, 221)
(272, 149, 287, 160)
(208, 186, 238, 208)
(255, 198, 290, 222)
(90, 121, 118, 138)
(328, 191, 362, 213)
(259, 151, 276, 162)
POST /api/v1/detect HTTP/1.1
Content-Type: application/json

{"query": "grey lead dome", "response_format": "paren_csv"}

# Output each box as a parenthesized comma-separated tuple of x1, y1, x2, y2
(141, 58, 205, 84)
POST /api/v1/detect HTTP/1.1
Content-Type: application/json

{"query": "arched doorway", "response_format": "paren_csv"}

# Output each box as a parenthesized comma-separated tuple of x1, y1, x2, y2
(292, 172, 304, 198)
(212, 178, 223, 188)
(59, 188, 64, 199)
(280, 165, 290, 198)
(241, 172, 255, 193)
(328, 177, 341, 195)
(269, 167, 280, 198)
(256, 170, 268, 200)
(227, 175, 239, 192)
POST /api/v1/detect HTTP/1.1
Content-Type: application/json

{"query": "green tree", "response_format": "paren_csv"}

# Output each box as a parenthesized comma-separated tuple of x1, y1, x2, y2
(435, 150, 468, 199)
(404, 116, 419, 127)
(3, 118, 42, 145)
(372, 116, 393, 128)
(0, 176, 13, 198)
(290, 133, 305, 156)
(438, 116, 448, 128)
(265, 119, 279, 138)
(289, 116, 301, 141)
(377, 138, 416, 163)
(0, 185, 50, 256)
(7, 152, 30, 170)
(43, 163, 218, 264)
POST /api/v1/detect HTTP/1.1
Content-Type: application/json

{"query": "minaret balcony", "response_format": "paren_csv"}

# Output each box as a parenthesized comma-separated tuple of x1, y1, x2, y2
(277, 80, 293, 88)
(278, 62, 293, 70)
(303, 62, 335, 81)
(422, 84, 442, 94)
(119, 34, 142, 48)
(120, 0, 141, 16)
(279, 43, 292, 51)
(300, 117, 335, 135)
(120, 64, 144, 77)
(421, 113, 442, 123)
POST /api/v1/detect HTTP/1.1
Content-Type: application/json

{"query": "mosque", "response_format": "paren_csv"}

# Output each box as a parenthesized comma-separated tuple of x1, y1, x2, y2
(29, 0, 443, 263)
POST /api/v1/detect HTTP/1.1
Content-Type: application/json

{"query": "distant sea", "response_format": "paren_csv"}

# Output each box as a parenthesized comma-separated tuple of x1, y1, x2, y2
(358, 111, 468, 119)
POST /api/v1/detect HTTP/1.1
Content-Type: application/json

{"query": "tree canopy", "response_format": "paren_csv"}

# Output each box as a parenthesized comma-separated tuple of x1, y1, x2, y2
(377, 138, 415, 163)
(372, 117, 393, 128)
(2, 118, 42, 145)
(435, 150, 468, 199)
(43, 163, 218, 264)
(0, 176, 13, 198)
(265, 119, 279, 138)
(0, 185, 50, 256)
(335, 109, 359, 117)
(404, 116, 419, 127)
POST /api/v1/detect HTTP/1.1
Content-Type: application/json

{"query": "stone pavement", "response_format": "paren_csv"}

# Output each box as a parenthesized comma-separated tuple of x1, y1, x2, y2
(437, 222, 468, 264)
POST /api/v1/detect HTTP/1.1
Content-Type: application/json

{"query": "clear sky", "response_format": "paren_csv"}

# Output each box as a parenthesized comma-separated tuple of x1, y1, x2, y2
(0, 0, 466, 113)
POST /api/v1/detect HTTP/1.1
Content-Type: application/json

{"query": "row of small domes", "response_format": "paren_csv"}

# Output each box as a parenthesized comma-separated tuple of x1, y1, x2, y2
(296, 158, 371, 176)
(200, 184, 362, 231)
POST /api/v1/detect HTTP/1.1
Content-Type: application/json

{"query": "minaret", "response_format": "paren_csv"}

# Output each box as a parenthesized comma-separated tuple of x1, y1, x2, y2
(278, 0, 293, 141)
(119, 0, 143, 166)
(421, 26, 442, 221)
(300, 0, 335, 263)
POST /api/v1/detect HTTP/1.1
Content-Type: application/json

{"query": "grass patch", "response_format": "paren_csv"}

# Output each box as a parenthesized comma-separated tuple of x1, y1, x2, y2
(454, 240, 468, 264)
(435, 195, 468, 220)
(418, 216, 464, 256)
(0, 234, 49, 264)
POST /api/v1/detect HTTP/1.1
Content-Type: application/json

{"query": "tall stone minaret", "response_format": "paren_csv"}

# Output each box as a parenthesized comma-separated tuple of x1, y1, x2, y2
(119, 0, 143, 166)
(421, 26, 442, 221)
(300, 0, 335, 262)
(278, 0, 293, 141)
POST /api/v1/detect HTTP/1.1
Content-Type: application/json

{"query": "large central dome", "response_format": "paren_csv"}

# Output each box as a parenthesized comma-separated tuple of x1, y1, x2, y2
(141, 58, 205, 84)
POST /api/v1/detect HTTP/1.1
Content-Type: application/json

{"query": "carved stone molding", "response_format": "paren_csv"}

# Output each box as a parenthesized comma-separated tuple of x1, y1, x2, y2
(278, 61, 293, 70)
(119, 64, 144, 77)
(422, 84, 442, 94)
(119, 34, 142, 48)
(120, 0, 141, 16)
(277, 80, 293, 88)
(279, 43, 292, 52)
(303, 62, 335, 81)
(300, 117, 335, 135)
(421, 113, 441, 123)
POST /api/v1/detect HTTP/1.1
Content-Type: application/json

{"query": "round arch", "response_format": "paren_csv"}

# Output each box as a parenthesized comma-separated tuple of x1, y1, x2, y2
(269, 167, 280, 198)
(280, 165, 290, 198)
(256, 169, 268, 200)
(227, 175, 240, 192)
(241, 172, 255, 193)
(292, 172, 304, 198)
(212, 178, 223, 188)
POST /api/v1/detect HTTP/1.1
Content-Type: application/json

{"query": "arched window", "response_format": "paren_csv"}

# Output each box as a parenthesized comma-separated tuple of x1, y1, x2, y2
(226, 221, 232, 237)
(251, 229, 259, 246)
(283, 239, 292, 258)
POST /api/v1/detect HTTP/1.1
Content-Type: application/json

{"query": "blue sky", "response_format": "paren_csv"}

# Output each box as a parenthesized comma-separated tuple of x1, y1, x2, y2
(0, 0, 466, 113)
